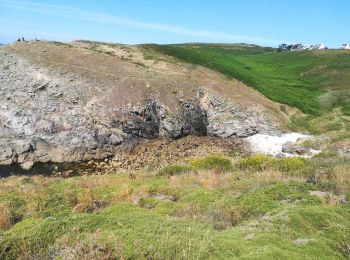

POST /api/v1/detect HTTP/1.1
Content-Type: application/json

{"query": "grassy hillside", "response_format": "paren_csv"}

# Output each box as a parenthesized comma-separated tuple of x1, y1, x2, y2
(1, 41, 349, 259)
(1, 154, 349, 259)
(145, 44, 350, 117)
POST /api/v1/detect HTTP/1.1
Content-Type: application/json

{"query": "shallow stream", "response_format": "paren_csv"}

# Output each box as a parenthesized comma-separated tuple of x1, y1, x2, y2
(0, 162, 102, 178)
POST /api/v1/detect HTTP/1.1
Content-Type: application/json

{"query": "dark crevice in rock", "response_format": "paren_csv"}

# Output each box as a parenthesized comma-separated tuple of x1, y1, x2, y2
(121, 101, 161, 139)
(115, 99, 209, 140)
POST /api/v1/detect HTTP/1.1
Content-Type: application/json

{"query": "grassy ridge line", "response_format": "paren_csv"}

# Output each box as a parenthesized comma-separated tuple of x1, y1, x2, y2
(145, 44, 350, 116)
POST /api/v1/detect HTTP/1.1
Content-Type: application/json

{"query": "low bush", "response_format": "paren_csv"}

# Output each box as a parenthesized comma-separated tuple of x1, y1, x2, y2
(272, 157, 306, 174)
(190, 156, 232, 172)
(237, 154, 272, 171)
(238, 154, 306, 174)
(157, 165, 192, 176)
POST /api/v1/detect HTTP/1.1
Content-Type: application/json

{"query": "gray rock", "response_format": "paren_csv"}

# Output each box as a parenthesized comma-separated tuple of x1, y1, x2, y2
(336, 147, 350, 155)
(0, 49, 276, 169)
(282, 142, 308, 155)
(0, 145, 17, 165)
(20, 161, 35, 170)
(160, 117, 183, 139)
(201, 92, 269, 138)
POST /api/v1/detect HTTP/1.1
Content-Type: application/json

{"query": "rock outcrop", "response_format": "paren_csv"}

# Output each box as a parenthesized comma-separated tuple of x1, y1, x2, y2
(0, 41, 281, 169)
(282, 142, 308, 155)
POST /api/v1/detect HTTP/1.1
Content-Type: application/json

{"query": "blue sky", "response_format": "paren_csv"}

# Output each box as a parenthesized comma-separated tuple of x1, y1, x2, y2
(0, 0, 348, 47)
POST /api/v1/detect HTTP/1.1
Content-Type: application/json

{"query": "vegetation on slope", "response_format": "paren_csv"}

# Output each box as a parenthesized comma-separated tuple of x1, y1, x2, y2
(144, 44, 350, 118)
(1, 154, 349, 259)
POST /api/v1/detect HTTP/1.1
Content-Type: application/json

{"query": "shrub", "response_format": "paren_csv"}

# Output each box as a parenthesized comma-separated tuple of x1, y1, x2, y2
(271, 157, 306, 174)
(238, 154, 306, 175)
(157, 165, 192, 176)
(190, 156, 232, 172)
(237, 154, 272, 171)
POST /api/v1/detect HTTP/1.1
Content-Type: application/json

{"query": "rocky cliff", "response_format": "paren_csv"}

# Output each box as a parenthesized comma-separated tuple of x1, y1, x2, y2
(0, 41, 285, 169)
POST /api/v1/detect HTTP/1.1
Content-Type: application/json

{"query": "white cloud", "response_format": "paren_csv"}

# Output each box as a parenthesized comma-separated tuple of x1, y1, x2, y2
(0, 21, 84, 41)
(0, 0, 280, 45)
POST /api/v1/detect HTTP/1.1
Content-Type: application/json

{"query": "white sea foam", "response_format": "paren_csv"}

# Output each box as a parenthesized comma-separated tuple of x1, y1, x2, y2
(246, 133, 319, 157)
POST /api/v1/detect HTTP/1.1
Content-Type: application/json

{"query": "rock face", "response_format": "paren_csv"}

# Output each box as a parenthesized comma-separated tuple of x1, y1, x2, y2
(0, 51, 122, 167)
(0, 42, 279, 168)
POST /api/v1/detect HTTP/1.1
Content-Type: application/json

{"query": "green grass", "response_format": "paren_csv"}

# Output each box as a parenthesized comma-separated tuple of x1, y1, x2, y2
(145, 44, 350, 117)
(157, 155, 233, 176)
(0, 153, 349, 259)
(157, 164, 192, 176)
(190, 155, 233, 172)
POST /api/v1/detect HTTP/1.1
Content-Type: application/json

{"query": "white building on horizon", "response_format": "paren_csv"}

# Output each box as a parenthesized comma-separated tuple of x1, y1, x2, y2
(307, 43, 326, 50)
(341, 44, 350, 49)
(315, 43, 325, 50)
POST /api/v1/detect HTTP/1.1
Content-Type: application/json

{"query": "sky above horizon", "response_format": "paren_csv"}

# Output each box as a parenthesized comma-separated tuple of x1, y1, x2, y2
(0, 0, 348, 47)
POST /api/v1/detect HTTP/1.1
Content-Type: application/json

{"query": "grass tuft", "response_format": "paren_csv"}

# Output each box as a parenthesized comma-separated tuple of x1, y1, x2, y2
(157, 164, 192, 176)
(0, 203, 12, 230)
(190, 155, 233, 172)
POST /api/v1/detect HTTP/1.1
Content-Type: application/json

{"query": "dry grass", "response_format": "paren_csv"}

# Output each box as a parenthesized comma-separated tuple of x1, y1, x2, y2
(65, 185, 79, 208)
(169, 170, 232, 190)
(169, 168, 306, 194)
(74, 175, 127, 189)
(55, 231, 124, 260)
(306, 154, 350, 196)
(254, 169, 304, 187)
(172, 204, 201, 220)
(0, 176, 57, 222)
(0, 176, 53, 197)
(204, 205, 241, 229)
(331, 164, 350, 195)
(73, 188, 106, 213)
(0, 203, 12, 230)
(112, 188, 139, 204)
(16, 236, 51, 260)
